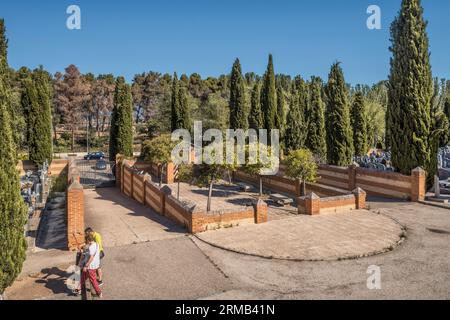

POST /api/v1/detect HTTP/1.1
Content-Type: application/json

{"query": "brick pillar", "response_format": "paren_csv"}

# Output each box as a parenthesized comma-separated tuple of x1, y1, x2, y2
(253, 199, 268, 224)
(353, 187, 366, 209)
(130, 170, 134, 198)
(121, 163, 125, 193)
(67, 181, 85, 251)
(166, 162, 175, 184)
(411, 167, 426, 202)
(348, 164, 357, 191)
(304, 192, 320, 215)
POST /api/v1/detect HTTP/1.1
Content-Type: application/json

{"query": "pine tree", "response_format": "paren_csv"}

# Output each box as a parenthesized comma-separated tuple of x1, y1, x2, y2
(306, 78, 327, 160)
(170, 73, 180, 132)
(260, 54, 277, 131)
(0, 57, 27, 295)
(274, 85, 286, 140)
(351, 91, 368, 157)
(325, 62, 353, 166)
(229, 58, 248, 130)
(109, 77, 133, 160)
(285, 79, 307, 151)
(248, 82, 263, 130)
(22, 69, 53, 166)
(387, 0, 434, 186)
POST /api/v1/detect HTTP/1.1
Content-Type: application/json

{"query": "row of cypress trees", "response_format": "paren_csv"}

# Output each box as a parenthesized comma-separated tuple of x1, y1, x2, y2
(0, 19, 27, 296)
(228, 54, 369, 166)
(170, 72, 191, 132)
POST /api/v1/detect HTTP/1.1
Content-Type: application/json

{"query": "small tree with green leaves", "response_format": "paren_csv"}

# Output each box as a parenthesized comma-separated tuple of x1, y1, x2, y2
(141, 134, 176, 187)
(285, 149, 318, 196)
(242, 142, 278, 197)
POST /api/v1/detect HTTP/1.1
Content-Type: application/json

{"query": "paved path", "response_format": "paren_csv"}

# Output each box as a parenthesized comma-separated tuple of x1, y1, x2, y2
(196, 210, 404, 261)
(84, 188, 186, 247)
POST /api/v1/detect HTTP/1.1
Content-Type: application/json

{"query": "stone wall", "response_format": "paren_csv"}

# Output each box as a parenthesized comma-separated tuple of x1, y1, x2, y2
(116, 159, 268, 233)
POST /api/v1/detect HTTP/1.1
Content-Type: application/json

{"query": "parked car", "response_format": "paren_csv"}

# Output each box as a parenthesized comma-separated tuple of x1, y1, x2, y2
(95, 159, 108, 171)
(84, 152, 105, 160)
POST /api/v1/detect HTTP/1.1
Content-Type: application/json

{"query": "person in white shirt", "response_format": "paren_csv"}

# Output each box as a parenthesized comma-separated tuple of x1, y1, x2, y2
(79, 233, 102, 298)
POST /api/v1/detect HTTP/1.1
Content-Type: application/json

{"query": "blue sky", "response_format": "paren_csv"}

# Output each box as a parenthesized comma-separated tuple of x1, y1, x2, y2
(1, 0, 449, 85)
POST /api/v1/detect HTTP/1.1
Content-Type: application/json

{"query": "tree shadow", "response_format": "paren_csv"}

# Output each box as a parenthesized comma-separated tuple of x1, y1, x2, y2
(35, 267, 75, 296)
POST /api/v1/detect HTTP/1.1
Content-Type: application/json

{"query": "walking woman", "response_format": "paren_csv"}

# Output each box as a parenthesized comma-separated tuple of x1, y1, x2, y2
(79, 233, 103, 298)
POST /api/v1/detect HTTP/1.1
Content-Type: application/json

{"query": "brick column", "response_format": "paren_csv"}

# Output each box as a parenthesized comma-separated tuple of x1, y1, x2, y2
(353, 187, 366, 209)
(348, 164, 357, 191)
(67, 181, 84, 251)
(253, 199, 268, 224)
(301, 192, 320, 215)
(166, 162, 175, 184)
(411, 167, 426, 202)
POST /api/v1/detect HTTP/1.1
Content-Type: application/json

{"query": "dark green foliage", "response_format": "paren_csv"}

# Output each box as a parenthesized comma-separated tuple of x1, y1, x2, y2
(170, 73, 191, 131)
(22, 69, 53, 166)
(351, 92, 368, 156)
(445, 95, 450, 123)
(285, 79, 307, 152)
(387, 0, 434, 186)
(274, 85, 286, 140)
(325, 63, 354, 166)
(109, 77, 133, 160)
(229, 58, 248, 130)
(306, 78, 327, 160)
(0, 56, 27, 294)
(260, 54, 277, 131)
(248, 82, 263, 130)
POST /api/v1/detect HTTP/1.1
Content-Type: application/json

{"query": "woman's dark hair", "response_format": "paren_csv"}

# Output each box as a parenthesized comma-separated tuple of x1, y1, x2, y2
(85, 233, 95, 243)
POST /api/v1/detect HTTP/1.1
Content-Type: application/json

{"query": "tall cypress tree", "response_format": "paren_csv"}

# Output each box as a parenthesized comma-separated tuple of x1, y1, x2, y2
(274, 85, 286, 142)
(22, 69, 53, 166)
(285, 79, 307, 151)
(229, 58, 248, 130)
(325, 62, 353, 166)
(248, 81, 263, 130)
(351, 91, 368, 157)
(109, 77, 133, 160)
(260, 54, 277, 131)
(306, 78, 327, 160)
(0, 56, 27, 295)
(170, 72, 180, 132)
(387, 0, 434, 186)
(177, 85, 191, 130)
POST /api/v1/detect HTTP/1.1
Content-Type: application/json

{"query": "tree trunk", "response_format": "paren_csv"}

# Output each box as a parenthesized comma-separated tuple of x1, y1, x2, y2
(207, 180, 213, 212)
(71, 128, 75, 151)
(227, 170, 232, 185)
(301, 180, 306, 196)
(159, 165, 163, 187)
(259, 176, 263, 197)
(177, 181, 180, 200)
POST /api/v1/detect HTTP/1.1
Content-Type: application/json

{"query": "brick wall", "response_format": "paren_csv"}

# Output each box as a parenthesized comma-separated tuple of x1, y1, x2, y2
(298, 188, 366, 215)
(16, 159, 69, 176)
(116, 159, 268, 233)
(67, 158, 84, 250)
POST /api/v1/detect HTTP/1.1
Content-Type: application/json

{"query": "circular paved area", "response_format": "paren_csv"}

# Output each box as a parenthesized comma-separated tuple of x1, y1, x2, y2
(195, 210, 405, 261)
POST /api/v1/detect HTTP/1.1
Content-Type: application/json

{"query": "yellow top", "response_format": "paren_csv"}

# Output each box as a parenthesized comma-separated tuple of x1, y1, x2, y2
(93, 232, 103, 252)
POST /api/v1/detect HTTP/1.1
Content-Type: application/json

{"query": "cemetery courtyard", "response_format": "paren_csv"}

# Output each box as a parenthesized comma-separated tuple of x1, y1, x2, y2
(5, 176, 450, 300)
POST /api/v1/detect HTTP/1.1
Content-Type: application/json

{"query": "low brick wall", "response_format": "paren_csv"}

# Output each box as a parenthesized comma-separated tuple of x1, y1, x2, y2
(16, 159, 69, 176)
(116, 159, 268, 233)
(298, 188, 366, 215)
(67, 158, 84, 250)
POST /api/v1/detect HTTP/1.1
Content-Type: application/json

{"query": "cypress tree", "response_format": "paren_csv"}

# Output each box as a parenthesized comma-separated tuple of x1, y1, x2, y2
(387, 0, 434, 186)
(229, 58, 248, 130)
(274, 85, 286, 142)
(170, 73, 180, 132)
(177, 85, 191, 130)
(351, 91, 368, 157)
(22, 69, 53, 166)
(248, 82, 263, 130)
(109, 77, 133, 160)
(0, 58, 27, 295)
(444, 96, 450, 124)
(260, 54, 277, 131)
(306, 78, 327, 160)
(325, 62, 353, 166)
(285, 79, 307, 151)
